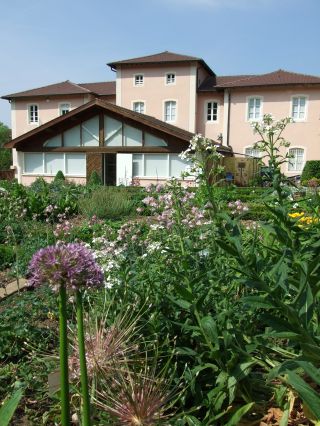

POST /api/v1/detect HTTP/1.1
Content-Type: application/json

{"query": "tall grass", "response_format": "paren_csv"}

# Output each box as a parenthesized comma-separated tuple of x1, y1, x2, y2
(79, 187, 135, 219)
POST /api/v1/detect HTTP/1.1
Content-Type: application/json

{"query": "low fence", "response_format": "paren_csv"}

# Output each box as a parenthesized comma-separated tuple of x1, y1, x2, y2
(0, 169, 15, 181)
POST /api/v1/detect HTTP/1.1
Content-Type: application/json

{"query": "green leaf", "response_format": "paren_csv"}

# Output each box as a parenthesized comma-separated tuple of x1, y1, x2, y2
(286, 371, 320, 420)
(201, 315, 219, 345)
(272, 360, 320, 387)
(185, 415, 202, 426)
(242, 295, 275, 310)
(0, 388, 24, 426)
(176, 347, 198, 356)
(225, 402, 255, 426)
(166, 295, 191, 311)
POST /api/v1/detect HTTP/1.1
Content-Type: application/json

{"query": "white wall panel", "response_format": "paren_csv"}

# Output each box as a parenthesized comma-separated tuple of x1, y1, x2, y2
(116, 153, 132, 186)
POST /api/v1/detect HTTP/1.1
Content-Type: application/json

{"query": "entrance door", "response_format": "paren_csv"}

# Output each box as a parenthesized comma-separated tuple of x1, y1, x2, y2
(104, 154, 117, 185)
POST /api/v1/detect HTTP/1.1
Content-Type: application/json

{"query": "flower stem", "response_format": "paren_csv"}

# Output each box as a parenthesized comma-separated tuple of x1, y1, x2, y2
(59, 284, 70, 426)
(76, 290, 91, 426)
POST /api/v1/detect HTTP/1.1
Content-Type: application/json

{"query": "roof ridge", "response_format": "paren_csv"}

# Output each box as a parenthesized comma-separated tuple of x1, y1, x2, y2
(272, 68, 320, 79)
(66, 80, 91, 93)
(79, 80, 115, 85)
(108, 50, 201, 64)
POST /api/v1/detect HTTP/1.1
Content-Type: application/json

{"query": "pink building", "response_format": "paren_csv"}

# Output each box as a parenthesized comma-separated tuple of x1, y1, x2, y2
(2, 51, 320, 184)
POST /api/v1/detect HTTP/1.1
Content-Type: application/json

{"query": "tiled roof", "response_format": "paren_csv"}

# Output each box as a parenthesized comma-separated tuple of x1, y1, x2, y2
(2, 80, 116, 100)
(199, 70, 320, 91)
(108, 51, 202, 65)
(79, 81, 116, 96)
(2, 81, 91, 100)
(198, 75, 254, 91)
(107, 51, 215, 76)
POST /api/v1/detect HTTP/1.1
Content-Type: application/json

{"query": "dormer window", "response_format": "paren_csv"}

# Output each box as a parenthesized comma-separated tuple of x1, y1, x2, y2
(166, 73, 176, 85)
(134, 74, 144, 86)
(28, 104, 38, 124)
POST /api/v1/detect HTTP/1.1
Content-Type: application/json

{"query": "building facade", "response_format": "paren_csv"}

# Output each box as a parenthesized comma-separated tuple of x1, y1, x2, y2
(3, 51, 320, 185)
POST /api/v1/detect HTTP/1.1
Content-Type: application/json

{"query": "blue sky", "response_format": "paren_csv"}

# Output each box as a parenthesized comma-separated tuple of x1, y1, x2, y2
(1, 0, 319, 127)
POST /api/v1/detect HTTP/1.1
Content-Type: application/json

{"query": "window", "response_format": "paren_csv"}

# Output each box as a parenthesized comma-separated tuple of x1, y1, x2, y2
(288, 148, 304, 172)
(207, 101, 218, 122)
(45, 153, 64, 175)
(123, 124, 142, 146)
(291, 97, 307, 121)
(104, 116, 122, 146)
(28, 105, 38, 123)
(134, 74, 144, 86)
(166, 73, 176, 85)
(24, 153, 43, 173)
(64, 126, 81, 147)
(65, 153, 86, 175)
(133, 101, 145, 114)
(23, 153, 86, 176)
(132, 154, 190, 178)
(59, 103, 71, 115)
(82, 116, 99, 147)
(245, 147, 263, 158)
(164, 101, 176, 122)
(247, 97, 262, 120)
(144, 133, 167, 147)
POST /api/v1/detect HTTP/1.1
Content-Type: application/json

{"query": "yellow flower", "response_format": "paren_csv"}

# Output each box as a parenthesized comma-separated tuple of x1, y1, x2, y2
(47, 311, 55, 320)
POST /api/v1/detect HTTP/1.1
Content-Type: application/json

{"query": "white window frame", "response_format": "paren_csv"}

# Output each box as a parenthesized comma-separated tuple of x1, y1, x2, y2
(244, 145, 263, 158)
(205, 100, 219, 123)
(28, 104, 39, 124)
(287, 147, 305, 173)
(290, 95, 308, 122)
(163, 100, 177, 123)
(165, 72, 176, 86)
(133, 74, 144, 87)
(246, 96, 263, 121)
(132, 100, 146, 114)
(59, 102, 71, 116)
(23, 152, 86, 176)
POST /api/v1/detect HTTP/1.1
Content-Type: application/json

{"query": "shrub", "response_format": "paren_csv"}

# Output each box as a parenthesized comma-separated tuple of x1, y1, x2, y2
(301, 160, 320, 184)
(79, 187, 134, 219)
(0, 148, 12, 170)
(0, 245, 15, 269)
(88, 170, 102, 186)
(54, 170, 65, 182)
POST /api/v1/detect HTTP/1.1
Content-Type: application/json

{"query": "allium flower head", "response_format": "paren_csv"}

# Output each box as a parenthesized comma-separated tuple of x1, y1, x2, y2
(27, 243, 104, 292)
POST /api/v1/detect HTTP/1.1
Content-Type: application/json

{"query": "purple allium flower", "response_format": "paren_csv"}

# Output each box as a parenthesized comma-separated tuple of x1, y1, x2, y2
(27, 243, 104, 292)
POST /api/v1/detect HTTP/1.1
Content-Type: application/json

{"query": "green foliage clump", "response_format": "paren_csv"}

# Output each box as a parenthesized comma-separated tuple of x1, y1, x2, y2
(301, 160, 320, 184)
(0, 122, 12, 171)
(0, 245, 15, 268)
(79, 186, 135, 219)
(87, 170, 102, 186)
(53, 170, 65, 182)
(0, 148, 12, 170)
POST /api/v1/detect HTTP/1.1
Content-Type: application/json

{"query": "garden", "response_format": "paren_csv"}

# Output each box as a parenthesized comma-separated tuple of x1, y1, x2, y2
(1, 114, 320, 425)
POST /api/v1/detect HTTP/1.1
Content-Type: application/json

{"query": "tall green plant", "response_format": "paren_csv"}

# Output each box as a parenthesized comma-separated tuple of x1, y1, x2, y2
(251, 114, 292, 204)
(0, 388, 24, 426)
(216, 115, 320, 422)
(180, 134, 224, 213)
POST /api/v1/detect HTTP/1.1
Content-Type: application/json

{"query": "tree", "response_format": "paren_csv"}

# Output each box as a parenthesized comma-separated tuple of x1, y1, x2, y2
(0, 122, 12, 170)
(0, 122, 11, 147)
